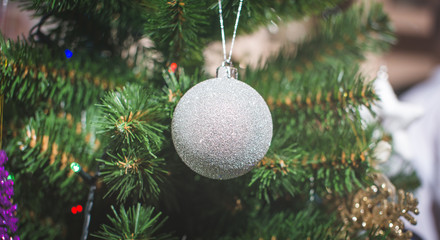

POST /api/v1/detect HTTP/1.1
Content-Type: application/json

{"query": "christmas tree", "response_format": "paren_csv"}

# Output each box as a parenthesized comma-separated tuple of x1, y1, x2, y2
(0, 0, 421, 239)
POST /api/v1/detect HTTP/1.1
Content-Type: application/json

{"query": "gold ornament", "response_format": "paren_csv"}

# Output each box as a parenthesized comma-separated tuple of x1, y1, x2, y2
(338, 173, 419, 239)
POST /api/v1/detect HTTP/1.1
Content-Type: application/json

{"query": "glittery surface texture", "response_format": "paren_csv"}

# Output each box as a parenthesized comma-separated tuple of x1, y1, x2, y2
(172, 77, 273, 180)
(0, 150, 19, 240)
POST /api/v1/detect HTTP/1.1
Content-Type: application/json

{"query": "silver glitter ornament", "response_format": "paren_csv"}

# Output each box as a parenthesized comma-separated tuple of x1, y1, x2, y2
(171, 66, 273, 180)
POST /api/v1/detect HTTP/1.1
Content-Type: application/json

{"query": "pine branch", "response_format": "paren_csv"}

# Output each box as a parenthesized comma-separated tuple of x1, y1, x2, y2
(240, 7, 387, 196)
(17, 217, 64, 240)
(250, 148, 372, 201)
(97, 84, 167, 154)
(0, 35, 136, 112)
(246, 3, 394, 94)
(249, 65, 378, 197)
(16, 0, 82, 12)
(264, 67, 376, 153)
(249, 154, 308, 202)
(17, 0, 147, 53)
(220, 0, 344, 34)
(270, 118, 375, 195)
(5, 109, 100, 239)
(8, 111, 99, 196)
(253, 67, 377, 116)
(144, 0, 210, 67)
(97, 84, 170, 203)
(288, 2, 394, 70)
(220, 205, 342, 240)
(162, 68, 205, 104)
(92, 203, 174, 240)
(389, 170, 421, 192)
(98, 149, 167, 203)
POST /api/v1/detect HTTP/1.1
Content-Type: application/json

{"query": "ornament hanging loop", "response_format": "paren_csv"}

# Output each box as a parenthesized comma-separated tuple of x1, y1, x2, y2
(216, 64, 238, 79)
(218, 0, 244, 65)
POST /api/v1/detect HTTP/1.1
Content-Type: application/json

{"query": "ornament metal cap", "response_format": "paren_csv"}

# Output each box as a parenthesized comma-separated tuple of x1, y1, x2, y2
(216, 63, 238, 79)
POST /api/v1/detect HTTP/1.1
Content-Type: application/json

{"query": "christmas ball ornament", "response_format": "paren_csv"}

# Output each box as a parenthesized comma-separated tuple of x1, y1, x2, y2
(171, 66, 273, 179)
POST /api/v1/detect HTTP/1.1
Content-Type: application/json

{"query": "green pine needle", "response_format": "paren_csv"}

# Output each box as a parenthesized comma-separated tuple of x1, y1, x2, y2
(144, 0, 210, 66)
(92, 203, 174, 240)
(99, 149, 167, 203)
(97, 84, 167, 155)
(220, 205, 342, 240)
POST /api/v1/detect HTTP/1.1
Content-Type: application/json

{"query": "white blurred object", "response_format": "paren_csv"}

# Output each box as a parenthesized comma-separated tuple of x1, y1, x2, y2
(367, 66, 424, 160)
(397, 67, 440, 240)
(375, 66, 424, 134)
(364, 66, 440, 239)
(373, 140, 392, 164)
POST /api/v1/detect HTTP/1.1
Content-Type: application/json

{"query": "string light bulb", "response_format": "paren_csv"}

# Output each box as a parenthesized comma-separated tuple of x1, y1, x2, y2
(169, 62, 178, 73)
(64, 49, 73, 59)
(70, 162, 81, 173)
(71, 205, 83, 214)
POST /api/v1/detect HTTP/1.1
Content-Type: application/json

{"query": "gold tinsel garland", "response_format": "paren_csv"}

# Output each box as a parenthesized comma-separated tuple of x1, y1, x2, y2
(338, 173, 419, 239)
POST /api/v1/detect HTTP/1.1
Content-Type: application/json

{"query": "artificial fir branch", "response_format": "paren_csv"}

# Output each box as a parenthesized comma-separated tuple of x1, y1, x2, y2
(251, 147, 372, 201)
(241, 11, 383, 197)
(143, 0, 346, 69)
(92, 203, 174, 240)
(8, 110, 101, 239)
(144, 0, 210, 67)
(267, 84, 376, 113)
(208, 0, 345, 42)
(249, 66, 377, 116)
(289, 3, 394, 72)
(266, 122, 375, 196)
(245, 3, 394, 96)
(15, 216, 62, 240)
(97, 84, 167, 154)
(250, 154, 307, 202)
(98, 149, 167, 203)
(10, 111, 99, 192)
(251, 110, 375, 201)
(97, 84, 170, 203)
(162, 68, 204, 104)
(17, 0, 148, 54)
(294, 3, 393, 70)
(219, 206, 342, 240)
(0, 36, 135, 111)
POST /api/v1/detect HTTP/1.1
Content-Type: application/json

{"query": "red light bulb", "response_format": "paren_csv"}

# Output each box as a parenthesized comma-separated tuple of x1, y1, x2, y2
(169, 62, 178, 73)
(71, 206, 78, 214)
(77, 205, 83, 212)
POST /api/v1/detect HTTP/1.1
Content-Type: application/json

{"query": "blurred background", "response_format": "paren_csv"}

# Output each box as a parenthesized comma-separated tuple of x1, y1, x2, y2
(371, 0, 440, 93)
